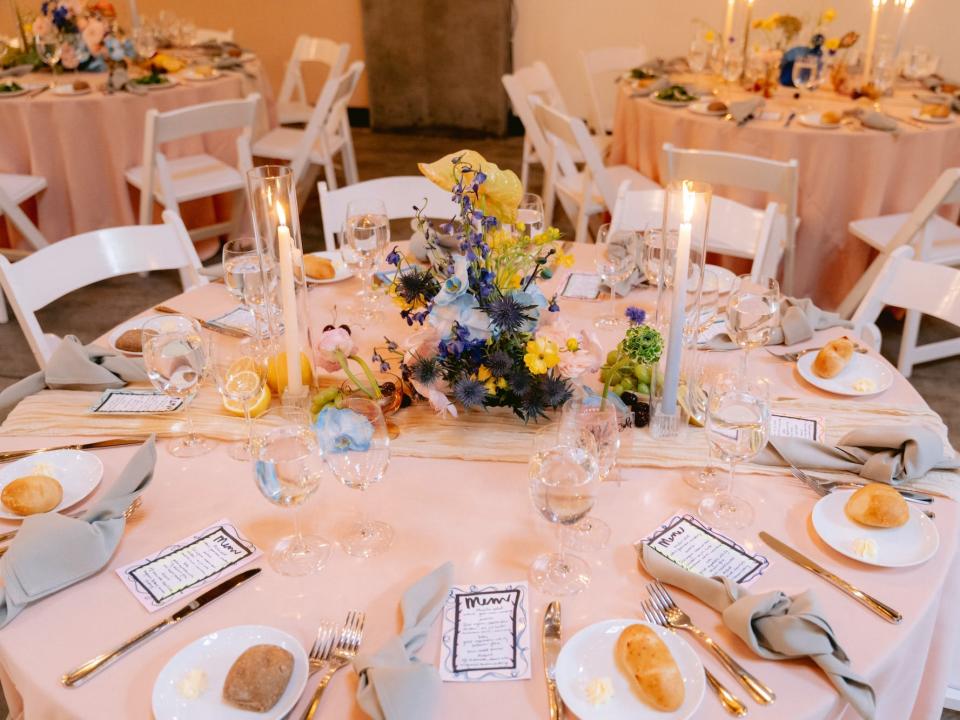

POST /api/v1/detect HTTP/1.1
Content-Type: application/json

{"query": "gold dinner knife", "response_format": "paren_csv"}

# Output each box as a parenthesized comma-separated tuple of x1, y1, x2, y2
(759, 532, 902, 624)
(153, 305, 250, 338)
(542, 601, 564, 719)
(0, 437, 146, 463)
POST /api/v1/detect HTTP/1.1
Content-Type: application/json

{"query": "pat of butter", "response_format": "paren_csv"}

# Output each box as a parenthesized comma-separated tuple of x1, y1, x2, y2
(852, 378, 877, 393)
(585, 676, 614, 705)
(30, 462, 56, 478)
(852, 537, 878, 561)
(176, 668, 208, 700)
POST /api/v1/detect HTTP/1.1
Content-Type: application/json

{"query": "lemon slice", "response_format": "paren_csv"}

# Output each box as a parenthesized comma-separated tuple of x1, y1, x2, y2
(222, 383, 271, 418)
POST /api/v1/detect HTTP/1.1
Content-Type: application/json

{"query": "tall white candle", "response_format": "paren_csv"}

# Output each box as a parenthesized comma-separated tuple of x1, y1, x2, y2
(276, 204, 303, 395)
(863, 0, 883, 82)
(894, 0, 914, 59)
(661, 183, 694, 413)
(723, 0, 735, 44)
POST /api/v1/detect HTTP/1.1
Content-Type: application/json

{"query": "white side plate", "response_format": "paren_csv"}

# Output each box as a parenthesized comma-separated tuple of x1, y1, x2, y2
(0, 450, 103, 520)
(796, 352, 894, 397)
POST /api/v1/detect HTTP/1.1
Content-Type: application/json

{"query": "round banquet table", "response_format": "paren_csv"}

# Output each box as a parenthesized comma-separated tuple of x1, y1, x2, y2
(609, 76, 960, 309)
(0, 62, 275, 247)
(0, 244, 957, 719)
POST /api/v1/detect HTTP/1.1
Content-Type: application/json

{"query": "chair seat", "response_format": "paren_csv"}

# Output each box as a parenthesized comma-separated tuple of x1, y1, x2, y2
(849, 213, 960, 263)
(556, 165, 659, 209)
(251, 127, 345, 163)
(125, 155, 244, 203)
(277, 100, 314, 125)
(0, 174, 47, 206)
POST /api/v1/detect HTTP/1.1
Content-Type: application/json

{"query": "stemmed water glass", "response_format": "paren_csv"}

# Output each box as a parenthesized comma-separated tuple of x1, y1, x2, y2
(254, 419, 331, 576)
(142, 315, 215, 457)
(792, 55, 820, 109)
(316, 397, 392, 557)
(342, 198, 389, 326)
(688, 37, 709, 74)
(698, 373, 770, 530)
(222, 237, 278, 333)
(131, 26, 158, 61)
(722, 49, 744, 85)
(595, 224, 637, 329)
(528, 425, 600, 595)
(34, 31, 61, 74)
(726, 275, 780, 379)
(208, 333, 266, 461)
(517, 193, 544, 236)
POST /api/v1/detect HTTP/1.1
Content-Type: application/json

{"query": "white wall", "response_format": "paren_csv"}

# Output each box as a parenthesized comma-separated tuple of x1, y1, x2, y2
(513, 0, 960, 119)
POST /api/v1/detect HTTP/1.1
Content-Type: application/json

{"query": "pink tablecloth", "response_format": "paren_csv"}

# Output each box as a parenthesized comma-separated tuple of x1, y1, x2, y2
(609, 82, 960, 309)
(0, 63, 275, 246)
(0, 245, 956, 719)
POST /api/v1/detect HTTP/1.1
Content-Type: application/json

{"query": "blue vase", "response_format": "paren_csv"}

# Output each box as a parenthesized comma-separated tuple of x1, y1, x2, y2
(780, 46, 811, 86)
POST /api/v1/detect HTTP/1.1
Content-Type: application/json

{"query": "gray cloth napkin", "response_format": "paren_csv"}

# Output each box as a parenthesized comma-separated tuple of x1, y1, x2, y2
(0, 435, 156, 627)
(729, 98, 765, 124)
(639, 543, 877, 720)
(604, 235, 645, 295)
(702, 297, 852, 351)
(757, 426, 960, 484)
(354, 562, 453, 720)
(849, 109, 898, 133)
(409, 230, 460, 263)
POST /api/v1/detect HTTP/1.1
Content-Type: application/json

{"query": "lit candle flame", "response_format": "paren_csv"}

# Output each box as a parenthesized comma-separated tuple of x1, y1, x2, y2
(681, 181, 696, 224)
(276, 202, 287, 228)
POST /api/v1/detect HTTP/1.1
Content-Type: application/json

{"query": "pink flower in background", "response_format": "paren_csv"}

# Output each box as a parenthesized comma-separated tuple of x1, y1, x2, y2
(60, 42, 79, 70)
(401, 326, 440, 366)
(32, 15, 53, 36)
(419, 384, 458, 418)
(315, 327, 356, 372)
(82, 18, 106, 53)
(535, 319, 604, 379)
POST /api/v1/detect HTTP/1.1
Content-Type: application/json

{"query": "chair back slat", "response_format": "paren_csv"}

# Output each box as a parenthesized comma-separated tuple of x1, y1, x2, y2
(152, 94, 261, 144)
(278, 35, 349, 108)
(580, 46, 647, 133)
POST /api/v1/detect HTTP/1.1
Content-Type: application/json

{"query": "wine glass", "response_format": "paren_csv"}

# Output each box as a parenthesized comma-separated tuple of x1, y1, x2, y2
(641, 229, 674, 286)
(254, 422, 331, 575)
(595, 224, 637, 329)
(792, 55, 819, 91)
(517, 193, 544, 237)
(316, 397, 392, 557)
(726, 275, 780, 379)
(698, 373, 770, 530)
(208, 333, 266, 461)
(722, 50, 744, 85)
(528, 425, 600, 595)
(688, 38, 708, 74)
(142, 315, 215, 457)
(342, 198, 389, 326)
(131, 26, 157, 61)
(35, 31, 61, 74)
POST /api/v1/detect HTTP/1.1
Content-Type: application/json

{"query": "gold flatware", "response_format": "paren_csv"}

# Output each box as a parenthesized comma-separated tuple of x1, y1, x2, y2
(542, 601, 564, 719)
(153, 305, 250, 338)
(759, 531, 902, 624)
(307, 621, 336, 676)
(0, 496, 142, 551)
(0, 437, 147, 464)
(302, 610, 365, 720)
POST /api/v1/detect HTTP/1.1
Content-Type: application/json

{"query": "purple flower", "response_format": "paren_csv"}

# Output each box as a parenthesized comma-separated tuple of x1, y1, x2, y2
(625, 306, 646, 325)
(386, 247, 401, 266)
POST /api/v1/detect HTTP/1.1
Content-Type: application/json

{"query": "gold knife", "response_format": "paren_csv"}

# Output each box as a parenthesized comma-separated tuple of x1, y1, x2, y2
(153, 305, 251, 338)
(759, 531, 902, 624)
(0, 437, 147, 463)
(542, 601, 564, 719)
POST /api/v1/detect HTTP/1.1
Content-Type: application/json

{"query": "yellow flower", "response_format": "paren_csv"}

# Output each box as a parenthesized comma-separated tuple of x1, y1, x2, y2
(524, 338, 560, 375)
(821, 8, 837, 24)
(752, 18, 763, 29)
(565, 337, 579, 352)
(418, 149, 522, 224)
(704, 30, 716, 43)
(555, 250, 575, 268)
(476, 366, 497, 395)
(824, 37, 840, 51)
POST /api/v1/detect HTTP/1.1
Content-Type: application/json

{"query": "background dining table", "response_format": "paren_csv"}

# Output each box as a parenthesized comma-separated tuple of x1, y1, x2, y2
(0, 244, 956, 719)
(609, 76, 960, 310)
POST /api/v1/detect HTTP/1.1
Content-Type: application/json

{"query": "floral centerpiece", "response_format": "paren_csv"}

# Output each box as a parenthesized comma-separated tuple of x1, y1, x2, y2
(377, 150, 601, 422)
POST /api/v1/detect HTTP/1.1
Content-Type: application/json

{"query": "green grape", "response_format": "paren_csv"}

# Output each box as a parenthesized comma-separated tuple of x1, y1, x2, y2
(621, 376, 636, 391)
(606, 350, 619, 364)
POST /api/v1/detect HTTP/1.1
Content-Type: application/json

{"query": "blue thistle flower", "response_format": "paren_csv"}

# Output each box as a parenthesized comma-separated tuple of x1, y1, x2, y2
(625, 306, 647, 325)
(542, 375, 572, 407)
(486, 350, 513, 378)
(453, 378, 487, 409)
(486, 295, 535, 334)
(410, 356, 439, 385)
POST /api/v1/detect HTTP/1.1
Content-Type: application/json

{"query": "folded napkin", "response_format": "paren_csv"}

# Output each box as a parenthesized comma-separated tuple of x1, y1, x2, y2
(728, 98, 765, 124)
(354, 562, 453, 720)
(848, 109, 898, 133)
(701, 296, 852, 351)
(0, 335, 147, 423)
(639, 543, 876, 720)
(757, 426, 960, 484)
(604, 234, 645, 295)
(408, 222, 461, 262)
(0, 435, 156, 627)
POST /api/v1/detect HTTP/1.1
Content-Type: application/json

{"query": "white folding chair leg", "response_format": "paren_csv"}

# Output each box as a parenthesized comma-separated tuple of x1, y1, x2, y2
(542, 168, 556, 228)
(340, 121, 359, 186)
(0, 288, 8, 324)
(838, 254, 886, 319)
(323, 156, 338, 192)
(520, 134, 534, 191)
(898, 307, 922, 378)
(573, 201, 590, 244)
(226, 189, 246, 241)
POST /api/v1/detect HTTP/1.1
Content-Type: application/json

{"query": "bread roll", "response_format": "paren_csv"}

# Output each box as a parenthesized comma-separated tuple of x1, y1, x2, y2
(1, 475, 63, 516)
(115, 328, 155, 353)
(616, 624, 684, 712)
(812, 338, 855, 378)
(845, 483, 909, 528)
(223, 644, 294, 712)
(821, 111, 841, 125)
(303, 255, 335, 280)
(922, 103, 950, 119)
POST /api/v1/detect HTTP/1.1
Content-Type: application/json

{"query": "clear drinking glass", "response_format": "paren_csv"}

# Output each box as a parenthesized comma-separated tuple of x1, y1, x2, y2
(688, 38, 708, 73)
(342, 198, 389, 326)
(722, 50, 744, 84)
(517, 193, 545, 237)
(792, 55, 819, 92)
(131, 26, 157, 60)
(208, 333, 266, 461)
(254, 423, 330, 575)
(726, 275, 780, 378)
(698, 373, 770, 530)
(316, 397, 392, 557)
(641, 228, 676, 286)
(595, 224, 637, 329)
(142, 315, 215, 457)
(528, 426, 600, 595)
(35, 31, 61, 72)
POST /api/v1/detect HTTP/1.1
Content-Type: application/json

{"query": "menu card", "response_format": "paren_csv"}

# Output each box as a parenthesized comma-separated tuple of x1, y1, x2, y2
(641, 513, 768, 585)
(439, 582, 531, 682)
(561, 272, 602, 300)
(90, 389, 182, 414)
(770, 413, 823, 442)
(116, 519, 260, 612)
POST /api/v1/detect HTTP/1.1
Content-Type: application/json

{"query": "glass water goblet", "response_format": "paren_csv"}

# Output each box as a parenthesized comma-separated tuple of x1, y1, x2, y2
(517, 193, 544, 236)
(254, 423, 330, 575)
(35, 31, 61, 73)
(316, 397, 392, 557)
(131, 26, 157, 61)
(726, 275, 780, 379)
(722, 50, 744, 85)
(343, 198, 389, 326)
(698, 373, 770, 530)
(595, 224, 637, 329)
(208, 333, 266, 461)
(688, 38, 708, 74)
(792, 55, 819, 93)
(142, 315, 214, 457)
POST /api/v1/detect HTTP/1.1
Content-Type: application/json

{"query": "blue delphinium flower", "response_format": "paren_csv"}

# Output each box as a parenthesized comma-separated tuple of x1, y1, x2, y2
(548, 295, 560, 313)
(105, 36, 126, 62)
(625, 306, 646, 325)
(453, 378, 486, 409)
(313, 407, 373, 454)
(386, 247, 401, 266)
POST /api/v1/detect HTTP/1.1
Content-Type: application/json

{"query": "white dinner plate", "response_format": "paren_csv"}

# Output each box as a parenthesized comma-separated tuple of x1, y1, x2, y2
(51, 83, 92, 96)
(107, 314, 161, 356)
(0, 450, 103, 520)
(704, 264, 736, 294)
(304, 250, 354, 284)
(152, 625, 308, 720)
(555, 619, 705, 720)
(0, 82, 44, 98)
(650, 96, 694, 108)
(912, 108, 953, 124)
(688, 100, 727, 117)
(796, 351, 894, 397)
(181, 69, 222, 82)
(811, 489, 939, 567)
(797, 112, 841, 130)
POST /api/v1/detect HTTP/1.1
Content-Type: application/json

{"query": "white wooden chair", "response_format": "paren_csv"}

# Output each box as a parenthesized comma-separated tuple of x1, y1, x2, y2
(529, 96, 658, 243)
(125, 93, 260, 246)
(661, 143, 799, 293)
(0, 211, 206, 369)
(277, 35, 350, 126)
(838, 168, 960, 319)
(0, 174, 49, 324)
(318, 176, 458, 251)
(253, 61, 364, 198)
(194, 27, 234, 43)
(851, 245, 960, 375)
(580, 45, 648, 134)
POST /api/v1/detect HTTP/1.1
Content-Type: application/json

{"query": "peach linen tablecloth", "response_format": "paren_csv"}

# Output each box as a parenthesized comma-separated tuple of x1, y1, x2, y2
(0, 62, 275, 246)
(609, 79, 960, 309)
(0, 244, 957, 719)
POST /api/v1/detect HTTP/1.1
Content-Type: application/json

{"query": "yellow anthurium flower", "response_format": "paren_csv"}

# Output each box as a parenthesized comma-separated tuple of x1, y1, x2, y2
(418, 150, 523, 224)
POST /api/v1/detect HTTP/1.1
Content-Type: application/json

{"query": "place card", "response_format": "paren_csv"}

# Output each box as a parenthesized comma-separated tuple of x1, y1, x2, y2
(770, 413, 823, 442)
(206, 306, 277, 337)
(697, 318, 727, 344)
(561, 272, 602, 300)
(90, 389, 183, 414)
(759, 111, 782, 122)
(116, 519, 260, 612)
(439, 581, 531, 682)
(641, 512, 769, 585)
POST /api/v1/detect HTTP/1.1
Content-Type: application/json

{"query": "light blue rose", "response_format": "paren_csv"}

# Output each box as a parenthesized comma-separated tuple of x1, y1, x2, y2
(428, 293, 492, 341)
(433, 254, 470, 306)
(313, 407, 373, 453)
(105, 36, 125, 62)
(513, 286, 548, 333)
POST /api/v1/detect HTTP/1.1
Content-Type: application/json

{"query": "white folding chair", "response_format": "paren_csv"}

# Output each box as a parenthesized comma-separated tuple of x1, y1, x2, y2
(661, 143, 799, 292)
(851, 245, 960, 375)
(253, 61, 364, 197)
(529, 96, 658, 243)
(194, 27, 234, 43)
(580, 45, 648, 134)
(0, 174, 49, 324)
(125, 93, 260, 245)
(276, 35, 350, 126)
(0, 211, 207, 369)
(318, 176, 458, 251)
(838, 168, 960, 319)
